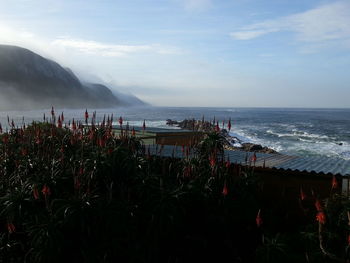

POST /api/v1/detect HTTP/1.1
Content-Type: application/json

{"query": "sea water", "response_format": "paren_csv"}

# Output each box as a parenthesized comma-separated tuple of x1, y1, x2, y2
(0, 107, 349, 160)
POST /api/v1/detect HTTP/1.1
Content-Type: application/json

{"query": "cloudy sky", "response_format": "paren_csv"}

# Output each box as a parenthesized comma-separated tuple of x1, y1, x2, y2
(0, 0, 349, 107)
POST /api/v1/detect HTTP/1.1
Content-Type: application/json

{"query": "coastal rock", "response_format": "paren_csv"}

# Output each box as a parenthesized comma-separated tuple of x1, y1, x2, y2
(167, 118, 278, 154)
(166, 119, 179, 125)
(242, 143, 263, 152)
(166, 119, 214, 132)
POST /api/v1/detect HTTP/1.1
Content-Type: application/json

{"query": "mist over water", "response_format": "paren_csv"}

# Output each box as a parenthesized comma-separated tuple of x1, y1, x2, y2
(1, 107, 349, 160)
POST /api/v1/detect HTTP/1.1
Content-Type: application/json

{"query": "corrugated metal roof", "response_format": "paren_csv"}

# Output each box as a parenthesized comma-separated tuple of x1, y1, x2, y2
(274, 156, 350, 176)
(147, 145, 350, 176)
(112, 126, 198, 134)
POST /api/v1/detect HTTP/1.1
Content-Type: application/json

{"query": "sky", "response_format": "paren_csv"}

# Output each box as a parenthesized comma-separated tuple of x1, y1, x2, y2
(0, 0, 349, 107)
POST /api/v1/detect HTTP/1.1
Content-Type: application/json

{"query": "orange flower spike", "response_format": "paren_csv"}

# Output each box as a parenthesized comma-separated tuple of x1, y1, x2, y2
(209, 155, 216, 168)
(332, 175, 338, 189)
(42, 184, 51, 197)
(256, 209, 263, 227)
(222, 183, 228, 196)
(228, 118, 232, 131)
(21, 148, 27, 156)
(119, 116, 123, 126)
(142, 119, 146, 131)
(33, 187, 39, 200)
(315, 199, 322, 211)
(183, 166, 191, 177)
(74, 178, 81, 190)
(7, 223, 16, 234)
(225, 158, 231, 169)
(251, 152, 257, 163)
(316, 211, 326, 224)
(51, 106, 55, 116)
(300, 187, 306, 201)
(0, 123, 2, 133)
(2, 134, 8, 144)
(57, 116, 62, 128)
(85, 109, 89, 120)
(132, 127, 136, 136)
(72, 119, 76, 131)
(215, 121, 220, 132)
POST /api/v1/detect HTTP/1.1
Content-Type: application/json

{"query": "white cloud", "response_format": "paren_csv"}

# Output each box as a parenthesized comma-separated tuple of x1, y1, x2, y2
(230, 1, 350, 44)
(230, 29, 277, 40)
(51, 38, 153, 57)
(51, 38, 183, 57)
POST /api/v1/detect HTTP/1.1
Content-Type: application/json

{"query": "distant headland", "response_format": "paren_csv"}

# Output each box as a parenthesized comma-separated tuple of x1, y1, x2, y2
(0, 45, 146, 110)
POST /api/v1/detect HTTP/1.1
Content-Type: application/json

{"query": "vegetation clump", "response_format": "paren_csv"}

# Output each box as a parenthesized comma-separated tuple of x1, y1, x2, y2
(0, 110, 348, 262)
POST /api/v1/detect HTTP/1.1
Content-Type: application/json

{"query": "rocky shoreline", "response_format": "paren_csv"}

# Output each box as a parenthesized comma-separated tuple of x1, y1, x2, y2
(166, 119, 278, 154)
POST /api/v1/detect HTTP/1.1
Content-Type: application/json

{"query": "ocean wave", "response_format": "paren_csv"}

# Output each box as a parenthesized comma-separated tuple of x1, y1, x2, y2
(230, 126, 350, 160)
(265, 129, 329, 140)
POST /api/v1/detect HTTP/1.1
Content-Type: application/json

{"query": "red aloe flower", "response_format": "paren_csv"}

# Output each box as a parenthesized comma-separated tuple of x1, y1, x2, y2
(132, 127, 136, 136)
(7, 223, 16, 234)
(61, 112, 64, 121)
(183, 166, 192, 177)
(51, 106, 55, 116)
(99, 136, 106, 147)
(101, 115, 106, 128)
(300, 187, 306, 201)
(74, 177, 81, 190)
(72, 119, 76, 131)
(57, 116, 62, 128)
(256, 209, 263, 227)
(228, 118, 232, 131)
(185, 147, 190, 157)
(70, 136, 75, 145)
(250, 152, 257, 163)
(315, 199, 322, 211)
(42, 184, 51, 197)
(332, 175, 338, 189)
(85, 109, 89, 120)
(142, 120, 146, 131)
(0, 123, 2, 133)
(2, 134, 8, 144)
(222, 183, 228, 196)
(35, 137, 42, 145)
(209, 155, 216, 168)
(21, 148, 28, 156)
(316, 211, 326, 224)
(33, 186, 39, 200)
(225, 158, 231, 168)
(215, 121, 220, 132)
(119, 116, 123, 126)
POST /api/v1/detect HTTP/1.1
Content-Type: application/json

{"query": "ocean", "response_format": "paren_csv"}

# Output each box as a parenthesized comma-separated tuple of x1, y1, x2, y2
(1, 107, 349, 160)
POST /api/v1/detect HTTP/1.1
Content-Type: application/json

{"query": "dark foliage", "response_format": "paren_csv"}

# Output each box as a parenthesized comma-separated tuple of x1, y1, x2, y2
(0, 113, 259, 263)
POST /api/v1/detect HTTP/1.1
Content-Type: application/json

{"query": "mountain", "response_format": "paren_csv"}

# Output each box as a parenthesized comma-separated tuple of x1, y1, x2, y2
(0, 45, 145, 110)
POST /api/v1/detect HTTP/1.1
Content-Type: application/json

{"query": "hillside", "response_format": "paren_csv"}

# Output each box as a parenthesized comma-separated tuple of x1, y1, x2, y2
(0, 45, 144, 110)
